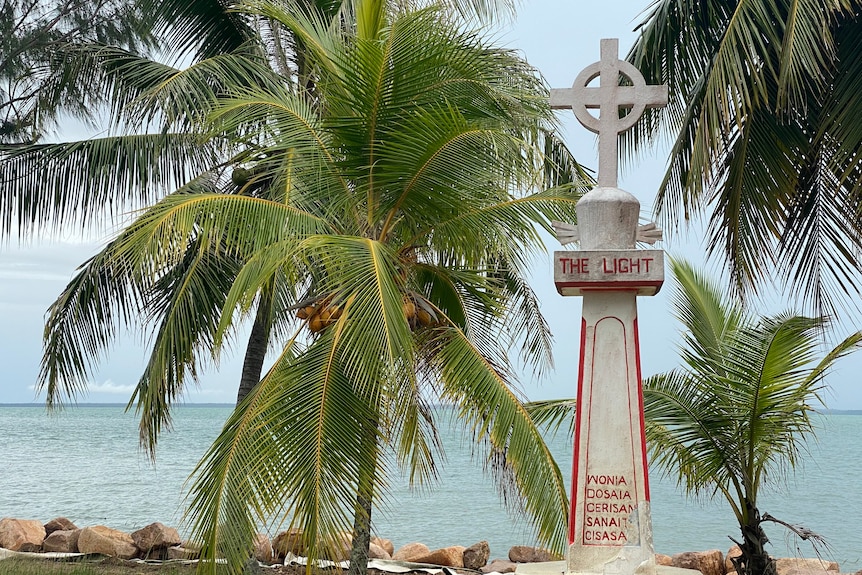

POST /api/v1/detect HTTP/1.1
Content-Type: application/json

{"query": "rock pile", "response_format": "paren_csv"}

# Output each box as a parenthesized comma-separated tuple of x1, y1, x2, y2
(0, 517, 853, 575)
(654, 549, 842, 575)
(0, 518, 182, 560)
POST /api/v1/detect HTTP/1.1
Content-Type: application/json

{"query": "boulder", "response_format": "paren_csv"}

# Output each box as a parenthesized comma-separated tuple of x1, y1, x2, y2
(42, 529, 81, 553)
(481, 559, 518, 574)
(463, 541, 491, 570)
(672, 550, 725, 575)
(393, 542, 431, 562)
(725, 546, 743, 573)
(413, 546, 466, 568)
(371, 537, 394, 556)
(131, 522, 182, 556)
(775, 558, 840, 575)
(0, 518, 46, 552)
(44, 518, 78, 536)
(321, 531, 352, 562)
(508, 545, 558, 563)
(656, 554, 673, 567)
(252, 533, 273, 564)
(77, 526, 138, 559)
(272, 528, 304, 559)
(168, 546, 200, 560)
(368, 542, 391, 560)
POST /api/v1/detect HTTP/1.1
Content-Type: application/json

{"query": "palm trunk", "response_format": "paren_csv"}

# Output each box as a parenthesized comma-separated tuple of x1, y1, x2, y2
(236, 285, 273, 405)
(731, 502, 776, 575)
(348, 419, 377, 575)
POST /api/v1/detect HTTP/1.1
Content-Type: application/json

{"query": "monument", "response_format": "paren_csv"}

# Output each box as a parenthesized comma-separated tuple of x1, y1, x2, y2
(550, 39, 667, 575)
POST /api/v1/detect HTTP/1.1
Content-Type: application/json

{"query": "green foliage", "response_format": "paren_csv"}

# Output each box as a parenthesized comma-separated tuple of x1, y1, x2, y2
(628, 0, 862, 317)
(32, 0, 588, 571)
(0, 558, 214, 575)
(643, 259, 861, 575)
(0, 0, 156, 143)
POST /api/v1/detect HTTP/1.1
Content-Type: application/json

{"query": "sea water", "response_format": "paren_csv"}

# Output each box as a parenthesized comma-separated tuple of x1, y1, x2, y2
(0, 405, 859, 571)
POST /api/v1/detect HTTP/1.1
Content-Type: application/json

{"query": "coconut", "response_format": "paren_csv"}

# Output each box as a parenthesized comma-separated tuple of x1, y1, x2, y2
(402, 300, 416, 319)
(417, 309, 432, 326)
(308, 315, 324, 333)
(231, 167, 251, 187)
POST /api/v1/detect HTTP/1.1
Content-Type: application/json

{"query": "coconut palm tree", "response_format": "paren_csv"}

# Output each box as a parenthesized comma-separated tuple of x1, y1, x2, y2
(38, 0, 584, 571)
(527, 259, 861, 575)
(627, 1, 862, 317)
(0, 0, 273, 236)
(0, 0, 158, 145)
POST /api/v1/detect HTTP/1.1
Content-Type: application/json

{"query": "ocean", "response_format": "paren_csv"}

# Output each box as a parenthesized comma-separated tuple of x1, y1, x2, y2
(0, 405, 859, 571)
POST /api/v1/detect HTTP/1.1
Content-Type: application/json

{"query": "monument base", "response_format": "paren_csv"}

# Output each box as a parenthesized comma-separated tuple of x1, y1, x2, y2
(515, 561, 702, 575)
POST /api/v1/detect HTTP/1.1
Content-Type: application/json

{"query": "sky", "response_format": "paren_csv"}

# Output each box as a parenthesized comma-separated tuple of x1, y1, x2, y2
(1, 0, 861, 408)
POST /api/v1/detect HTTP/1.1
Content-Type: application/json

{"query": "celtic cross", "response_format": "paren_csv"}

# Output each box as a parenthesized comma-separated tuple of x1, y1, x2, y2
(550, 38, 667, 188)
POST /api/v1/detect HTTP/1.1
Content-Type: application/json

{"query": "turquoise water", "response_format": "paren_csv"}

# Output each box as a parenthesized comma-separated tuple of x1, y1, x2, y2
(0, 406, 859, 571)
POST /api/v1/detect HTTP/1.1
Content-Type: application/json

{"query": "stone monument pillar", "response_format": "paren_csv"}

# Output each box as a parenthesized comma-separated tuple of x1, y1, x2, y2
(550, 39, 667, 575)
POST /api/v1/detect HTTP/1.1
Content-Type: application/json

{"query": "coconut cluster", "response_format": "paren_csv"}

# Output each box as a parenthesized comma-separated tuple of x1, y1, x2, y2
(296, 299, 343, 333)
(402, 295, 437, 330)
(295, 293, 438, 334)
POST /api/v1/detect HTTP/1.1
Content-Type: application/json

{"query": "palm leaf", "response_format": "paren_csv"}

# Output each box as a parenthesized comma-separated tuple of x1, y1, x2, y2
(0, 133, 215, 234)
(431, 326, 569, 554)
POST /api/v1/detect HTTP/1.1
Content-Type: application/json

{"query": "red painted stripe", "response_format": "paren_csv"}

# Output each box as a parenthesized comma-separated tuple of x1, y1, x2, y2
(633, 317, 650, 501)
(569, 316, 588, 545)
(555, 280, 663, 288)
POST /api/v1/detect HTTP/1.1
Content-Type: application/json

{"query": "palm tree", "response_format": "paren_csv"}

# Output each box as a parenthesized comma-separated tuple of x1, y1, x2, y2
(0, 0, 269, 237)
(644, 259, 860, 575)
(627, 1, 862, 317)
(0, 0, 157, 145)
(12, 0, 580, 417)
(38, 0, 585, 571)
(527, 259, 861, 575)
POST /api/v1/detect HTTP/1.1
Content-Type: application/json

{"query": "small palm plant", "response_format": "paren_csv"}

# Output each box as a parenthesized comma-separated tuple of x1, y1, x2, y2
(644, 259, 860, 575)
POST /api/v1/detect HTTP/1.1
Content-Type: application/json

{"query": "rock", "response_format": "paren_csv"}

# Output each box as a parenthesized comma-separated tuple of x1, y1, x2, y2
(77, 526, 138, 559)
(656, 554, 673, 567)
(252, 533, 273, 564)
(464, 541, 491, 570)
(131, 522, 182, 556)
(44, 518, 78, 536)
(481, 559, 518, 573)
(0, 518, 46, 552)
(672, 550, 725, 575)
(321, 531, 352, 562)
(775, 558, 840, 575)
(168, 546, 200, 560)
(243, 557, 263, 575)
(272, 528, 304, 559)
(508, 545, 558, 563)
(371, 537, 394, 556)
(781, 569, 843, 575)
(42, 529, 81, 553)
(413, 546, 466, 568)
(393, 542, 431, 562)
(725, 546, 743, 573)
(368, 542, 391, 560)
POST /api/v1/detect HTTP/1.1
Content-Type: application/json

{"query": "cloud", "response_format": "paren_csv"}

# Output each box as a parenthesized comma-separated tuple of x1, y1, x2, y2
(85, 380, 137, 395)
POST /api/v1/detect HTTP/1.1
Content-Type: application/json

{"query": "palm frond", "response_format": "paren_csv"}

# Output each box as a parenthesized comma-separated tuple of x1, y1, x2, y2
(0, 133, 215, 235)
(431, 326, 568, 555)
(524, 398, 576, 438)
(131, 235, 242, 454)
(186, 325, 375, 574)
